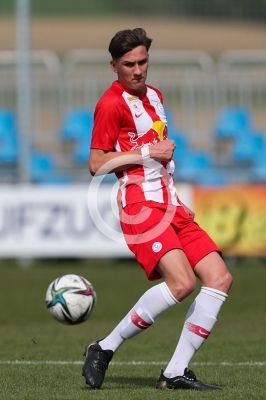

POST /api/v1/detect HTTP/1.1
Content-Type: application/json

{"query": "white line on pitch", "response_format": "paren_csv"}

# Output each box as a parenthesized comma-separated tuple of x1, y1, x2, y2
(0, 360, 266, 366)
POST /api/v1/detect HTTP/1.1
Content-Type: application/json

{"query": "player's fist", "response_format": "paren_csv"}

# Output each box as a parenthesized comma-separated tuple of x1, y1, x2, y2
(149, 139, 176, 161)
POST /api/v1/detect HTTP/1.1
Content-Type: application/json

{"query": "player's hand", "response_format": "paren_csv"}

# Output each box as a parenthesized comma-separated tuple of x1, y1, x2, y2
(149, 140, 176, 161)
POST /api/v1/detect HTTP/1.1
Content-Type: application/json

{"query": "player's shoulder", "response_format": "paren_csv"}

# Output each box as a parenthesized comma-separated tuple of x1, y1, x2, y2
(97, 81, 124, 106)
(104, 81, 126, 96)
(95, 82, 125, 118)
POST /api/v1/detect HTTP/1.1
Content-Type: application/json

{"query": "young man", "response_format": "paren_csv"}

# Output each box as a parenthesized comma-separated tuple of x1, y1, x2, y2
(83, 28, 233, 390)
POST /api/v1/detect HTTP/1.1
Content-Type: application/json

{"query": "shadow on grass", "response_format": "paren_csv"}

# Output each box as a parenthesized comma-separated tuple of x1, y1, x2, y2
(81, 374, 226, 391)
(81, 375, 156, 390)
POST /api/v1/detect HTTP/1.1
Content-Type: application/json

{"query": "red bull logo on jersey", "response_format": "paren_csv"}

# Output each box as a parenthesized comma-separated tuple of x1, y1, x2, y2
(129, 120, 167, 150)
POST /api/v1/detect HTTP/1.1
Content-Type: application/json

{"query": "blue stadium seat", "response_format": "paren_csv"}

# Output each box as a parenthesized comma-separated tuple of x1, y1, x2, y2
(164, 107, 177, 131)
(30, 151, 72, 184)
(164, 108, 188, 151)
(231, 131, 265, 162)
(73, 134, 91, 164)
(174, 150, 215, 182)
(31, 152, 55, 173)
(60, 108, 93, 140)
(0, 109, 19, 162)
(250, 152, 266, 182)
(214, 107, 251, 140)
(168, 131, 189, 154)
(60, 108, 93, 163)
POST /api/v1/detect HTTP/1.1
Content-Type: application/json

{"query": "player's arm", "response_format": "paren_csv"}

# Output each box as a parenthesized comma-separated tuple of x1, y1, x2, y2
(89, 140, 176, 176)
(89, 148, 142, 176)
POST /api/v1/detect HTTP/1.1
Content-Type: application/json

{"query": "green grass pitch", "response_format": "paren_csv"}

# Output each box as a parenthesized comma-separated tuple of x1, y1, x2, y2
(0, 257, 265, 399)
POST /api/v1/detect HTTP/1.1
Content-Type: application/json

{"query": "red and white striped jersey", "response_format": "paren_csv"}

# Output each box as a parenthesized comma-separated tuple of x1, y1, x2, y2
(91, 80, 180, 208)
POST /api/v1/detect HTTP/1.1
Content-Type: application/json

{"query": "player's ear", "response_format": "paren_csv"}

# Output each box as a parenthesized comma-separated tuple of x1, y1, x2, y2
(110, 60, 118, 74)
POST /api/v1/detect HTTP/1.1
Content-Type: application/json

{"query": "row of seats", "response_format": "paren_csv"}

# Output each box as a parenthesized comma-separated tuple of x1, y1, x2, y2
(0, 109, 19, 163)
(215, 107, 266, 161)
(61, 106, 266, 170)
(60, 108, 93, 164)
(167, 106, 266, 184)
(1, 107, 266, 185)
(213, 107, 266, 183)
(0, 109, 71, 184)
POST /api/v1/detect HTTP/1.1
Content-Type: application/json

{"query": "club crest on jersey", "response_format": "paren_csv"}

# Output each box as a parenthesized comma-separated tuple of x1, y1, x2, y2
(156, 102, 165, 115)
(127, 96, 141, 114)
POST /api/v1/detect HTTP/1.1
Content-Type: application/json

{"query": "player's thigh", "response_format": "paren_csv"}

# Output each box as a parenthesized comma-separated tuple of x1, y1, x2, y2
(156, 249, 196, 300)
(194, 251, 233, 293)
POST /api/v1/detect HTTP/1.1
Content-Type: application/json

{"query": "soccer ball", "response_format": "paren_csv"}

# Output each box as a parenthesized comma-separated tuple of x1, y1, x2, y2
(45, 274, 96, 325)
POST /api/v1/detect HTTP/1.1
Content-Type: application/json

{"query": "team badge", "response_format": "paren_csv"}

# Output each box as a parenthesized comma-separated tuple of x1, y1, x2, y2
(156, 102, 164, 115)
(127, 96, 141, 114)
(152, 242, 162, 252)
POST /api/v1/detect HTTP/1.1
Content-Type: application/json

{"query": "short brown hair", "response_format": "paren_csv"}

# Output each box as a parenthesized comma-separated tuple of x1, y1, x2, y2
(108, 28, 153, 60)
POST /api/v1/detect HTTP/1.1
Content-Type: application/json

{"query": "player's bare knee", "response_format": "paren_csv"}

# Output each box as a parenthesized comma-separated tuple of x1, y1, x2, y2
(205, 270, 233, 293)
(218, 270, 233, 292)
(188, 276, 197, 294)
(170, 277, 196, 302)
(179, 283, 196, 301)
(224, 270, 233, 292)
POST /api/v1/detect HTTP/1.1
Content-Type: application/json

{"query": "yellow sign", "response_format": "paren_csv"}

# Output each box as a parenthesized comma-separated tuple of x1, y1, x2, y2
(194, 185, 266, 255)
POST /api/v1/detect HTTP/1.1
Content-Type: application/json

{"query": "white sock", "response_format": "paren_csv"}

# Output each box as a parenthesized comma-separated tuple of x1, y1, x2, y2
(164, 286, 228, 378)
(99, 282, 178, 352)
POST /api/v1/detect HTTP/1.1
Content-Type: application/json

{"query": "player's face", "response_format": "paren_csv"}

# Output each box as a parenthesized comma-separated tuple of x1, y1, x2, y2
(110, 45, 149, 94)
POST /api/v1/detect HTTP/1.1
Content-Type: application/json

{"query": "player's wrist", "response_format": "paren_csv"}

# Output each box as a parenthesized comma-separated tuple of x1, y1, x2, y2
(141, 145, 150, 160)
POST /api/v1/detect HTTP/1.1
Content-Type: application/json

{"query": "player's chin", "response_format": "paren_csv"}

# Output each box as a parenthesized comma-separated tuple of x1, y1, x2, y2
(131, 81, 145, 93)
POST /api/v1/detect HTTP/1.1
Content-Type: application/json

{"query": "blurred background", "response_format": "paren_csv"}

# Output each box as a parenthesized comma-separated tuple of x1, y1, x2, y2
(0, 0, 266, 260)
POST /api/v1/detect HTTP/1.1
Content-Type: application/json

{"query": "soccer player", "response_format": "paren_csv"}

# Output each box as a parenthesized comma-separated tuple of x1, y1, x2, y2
(83, 28, 233, 390)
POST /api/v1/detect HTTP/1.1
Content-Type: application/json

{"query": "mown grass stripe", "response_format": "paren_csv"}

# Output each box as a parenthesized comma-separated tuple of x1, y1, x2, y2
(0, 360, 265, 366)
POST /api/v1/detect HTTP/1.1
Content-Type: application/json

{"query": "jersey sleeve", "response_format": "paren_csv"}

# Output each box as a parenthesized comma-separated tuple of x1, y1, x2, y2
(90, 97, 122, 151)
